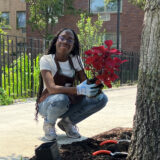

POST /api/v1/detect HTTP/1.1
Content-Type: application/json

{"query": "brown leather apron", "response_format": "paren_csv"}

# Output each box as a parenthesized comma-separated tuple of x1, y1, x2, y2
(38, 56, 84, 104)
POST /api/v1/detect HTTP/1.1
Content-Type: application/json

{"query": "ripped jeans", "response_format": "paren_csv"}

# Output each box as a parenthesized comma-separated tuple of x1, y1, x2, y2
(38, 92, 108, 125)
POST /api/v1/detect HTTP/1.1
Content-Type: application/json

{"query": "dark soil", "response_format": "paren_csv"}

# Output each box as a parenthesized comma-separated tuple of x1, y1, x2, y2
(60, 127, 132, 160)
(30, 127, 132, 160)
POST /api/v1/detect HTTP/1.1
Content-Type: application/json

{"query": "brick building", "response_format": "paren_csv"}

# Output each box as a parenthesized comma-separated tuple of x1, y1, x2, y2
(27, 0, 144, 52)
(0, 0, 26, 37)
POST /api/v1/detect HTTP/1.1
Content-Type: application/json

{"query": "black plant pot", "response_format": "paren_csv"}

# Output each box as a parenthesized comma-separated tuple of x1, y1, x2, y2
(87, 78, 104, 97)
(35, 140, 61, 160)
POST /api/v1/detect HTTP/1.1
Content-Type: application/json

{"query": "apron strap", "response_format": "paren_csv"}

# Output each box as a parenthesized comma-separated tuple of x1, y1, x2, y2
(68, 56, 76, 71)
(54, 56, 61, 72)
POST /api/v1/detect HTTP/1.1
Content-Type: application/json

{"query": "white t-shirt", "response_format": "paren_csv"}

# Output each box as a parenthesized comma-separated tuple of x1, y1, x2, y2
(40, 54, 84, 89)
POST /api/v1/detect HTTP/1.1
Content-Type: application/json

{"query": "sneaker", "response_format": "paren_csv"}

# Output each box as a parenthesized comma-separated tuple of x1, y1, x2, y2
(43, 121, 57, 141)
(57, 117, 81, 139)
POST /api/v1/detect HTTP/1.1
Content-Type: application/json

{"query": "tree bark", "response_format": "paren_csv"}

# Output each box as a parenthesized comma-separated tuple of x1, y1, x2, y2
(127, 0, 160, 160)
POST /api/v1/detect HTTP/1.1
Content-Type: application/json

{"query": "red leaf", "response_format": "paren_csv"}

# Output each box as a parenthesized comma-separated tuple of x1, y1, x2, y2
(104, 40, 113, 49)
(121, 59, 128, 64)
(107, 83, 112, 88)
(84, 39, 127, 88)
(85, 57, 94, 64)
(110, 49, 122, 55)
(104, 80, 112, 88)
(113, 57, 121, 64)
(85, 50, 93, 55)
(95, 79, 101, 85)
(97, 75, 105, 81)
(92, 46, 107, 55)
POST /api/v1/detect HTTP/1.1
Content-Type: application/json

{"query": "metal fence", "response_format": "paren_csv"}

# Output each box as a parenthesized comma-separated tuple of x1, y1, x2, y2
(116, 49, 139, 84)
(0, 34, 139, 98)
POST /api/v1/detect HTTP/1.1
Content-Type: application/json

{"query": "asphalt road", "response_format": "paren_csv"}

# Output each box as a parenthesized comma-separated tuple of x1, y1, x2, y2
(0, 85, 137, 160)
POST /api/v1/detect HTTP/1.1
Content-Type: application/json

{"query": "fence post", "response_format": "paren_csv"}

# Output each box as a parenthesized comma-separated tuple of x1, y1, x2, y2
(0, 35, 2, 88)
(43, 38, 46, 53)
(30, 39, 34, 97)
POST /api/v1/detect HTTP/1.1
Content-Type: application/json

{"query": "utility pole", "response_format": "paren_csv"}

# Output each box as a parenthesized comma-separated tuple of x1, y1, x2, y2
(117, 0, 121, 49)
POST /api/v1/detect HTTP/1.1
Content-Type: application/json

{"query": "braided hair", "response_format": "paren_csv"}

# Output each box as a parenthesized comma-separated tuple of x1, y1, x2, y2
(35, 28, 85, 120)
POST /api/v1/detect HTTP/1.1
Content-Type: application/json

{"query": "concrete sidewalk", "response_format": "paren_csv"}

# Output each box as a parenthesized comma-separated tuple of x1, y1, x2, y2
(0, 85, 137, 160)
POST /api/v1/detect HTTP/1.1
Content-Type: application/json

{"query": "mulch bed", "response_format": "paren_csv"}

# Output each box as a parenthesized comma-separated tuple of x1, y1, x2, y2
(60, 127, 132, 160)
(30, 127, 132, 160)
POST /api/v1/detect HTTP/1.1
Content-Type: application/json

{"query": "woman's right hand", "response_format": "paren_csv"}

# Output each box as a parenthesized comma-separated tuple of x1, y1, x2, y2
(76, 80, 99, 97)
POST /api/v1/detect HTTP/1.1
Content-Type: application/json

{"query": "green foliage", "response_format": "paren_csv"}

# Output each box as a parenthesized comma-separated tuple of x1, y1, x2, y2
(77, 13, 106, 52)
(0, 27, 6, 35)
(0, 12, 12, 55)
(0, 87, 13, 105)
(0, 12, 8, 60)
(105, 0, 145, 9)
(128, 0, 146, 9)
(2, 53, 40, 98)
(105, 0, 117, 5)
(0, 12, 11, 33)
(77, 13, 106, 86)
(112, 80, 121, 88)
(0, 12, 6, 44)
(26, 0, 77, 40)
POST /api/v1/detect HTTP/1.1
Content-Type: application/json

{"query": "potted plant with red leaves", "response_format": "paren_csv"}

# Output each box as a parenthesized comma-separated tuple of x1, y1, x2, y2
(84, 40, 127, 94)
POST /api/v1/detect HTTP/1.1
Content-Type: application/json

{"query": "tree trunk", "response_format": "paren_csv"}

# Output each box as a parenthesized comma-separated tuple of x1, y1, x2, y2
(127, 0, 160, 160)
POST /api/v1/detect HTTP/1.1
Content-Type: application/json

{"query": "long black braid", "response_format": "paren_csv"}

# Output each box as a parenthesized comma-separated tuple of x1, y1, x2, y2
(35, 28, 87, 120)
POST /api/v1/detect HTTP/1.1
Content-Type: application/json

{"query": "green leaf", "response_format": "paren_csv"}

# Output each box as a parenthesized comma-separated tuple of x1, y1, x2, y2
(26, 0, 77, 39)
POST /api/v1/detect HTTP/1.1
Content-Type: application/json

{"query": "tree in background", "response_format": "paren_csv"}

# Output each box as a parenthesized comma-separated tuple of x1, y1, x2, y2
(105, 0, 145, 9)
(0, 12, 7, 35)
(77, 13, 106, 53)
(126, 0, 160, 159)
(26, 0, 79, 40)
(129, 0, 146, 9)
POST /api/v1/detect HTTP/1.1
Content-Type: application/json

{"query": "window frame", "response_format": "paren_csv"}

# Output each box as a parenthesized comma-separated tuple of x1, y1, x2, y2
(16, 11, 26, 29)
(0, 12, 10, 28)
(90, 0, 122, 14)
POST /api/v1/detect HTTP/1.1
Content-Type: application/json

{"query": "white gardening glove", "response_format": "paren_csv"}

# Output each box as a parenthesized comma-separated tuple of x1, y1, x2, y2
(76, 80, 99, 97)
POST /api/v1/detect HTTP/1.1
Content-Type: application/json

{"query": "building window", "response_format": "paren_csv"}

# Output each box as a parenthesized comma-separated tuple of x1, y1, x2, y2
(0, 12, 10, 26)
(90, 0, 122, 13)
(104, 32, 121, 49)
(17, 11, 26, 29)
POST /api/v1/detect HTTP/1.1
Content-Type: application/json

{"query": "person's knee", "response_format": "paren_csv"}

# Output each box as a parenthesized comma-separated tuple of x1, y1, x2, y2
(47, 94, 70, 119)
(102, 93, 108, 105)
(95, 93, 108, 110)
(49, 94, 69, 105)
(48, 94, 70, 110)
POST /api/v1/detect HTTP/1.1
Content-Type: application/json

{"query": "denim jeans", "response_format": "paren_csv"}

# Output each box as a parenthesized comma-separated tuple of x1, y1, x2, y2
(38, 92, 108, 125)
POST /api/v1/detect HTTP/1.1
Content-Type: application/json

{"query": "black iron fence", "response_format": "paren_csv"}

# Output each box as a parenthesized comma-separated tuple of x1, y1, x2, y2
(0, 34, 139, 98)
(116, 49, 139, 84)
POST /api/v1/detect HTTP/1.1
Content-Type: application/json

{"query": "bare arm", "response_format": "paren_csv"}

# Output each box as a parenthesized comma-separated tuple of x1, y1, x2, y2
(41, 70, 77, 95)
